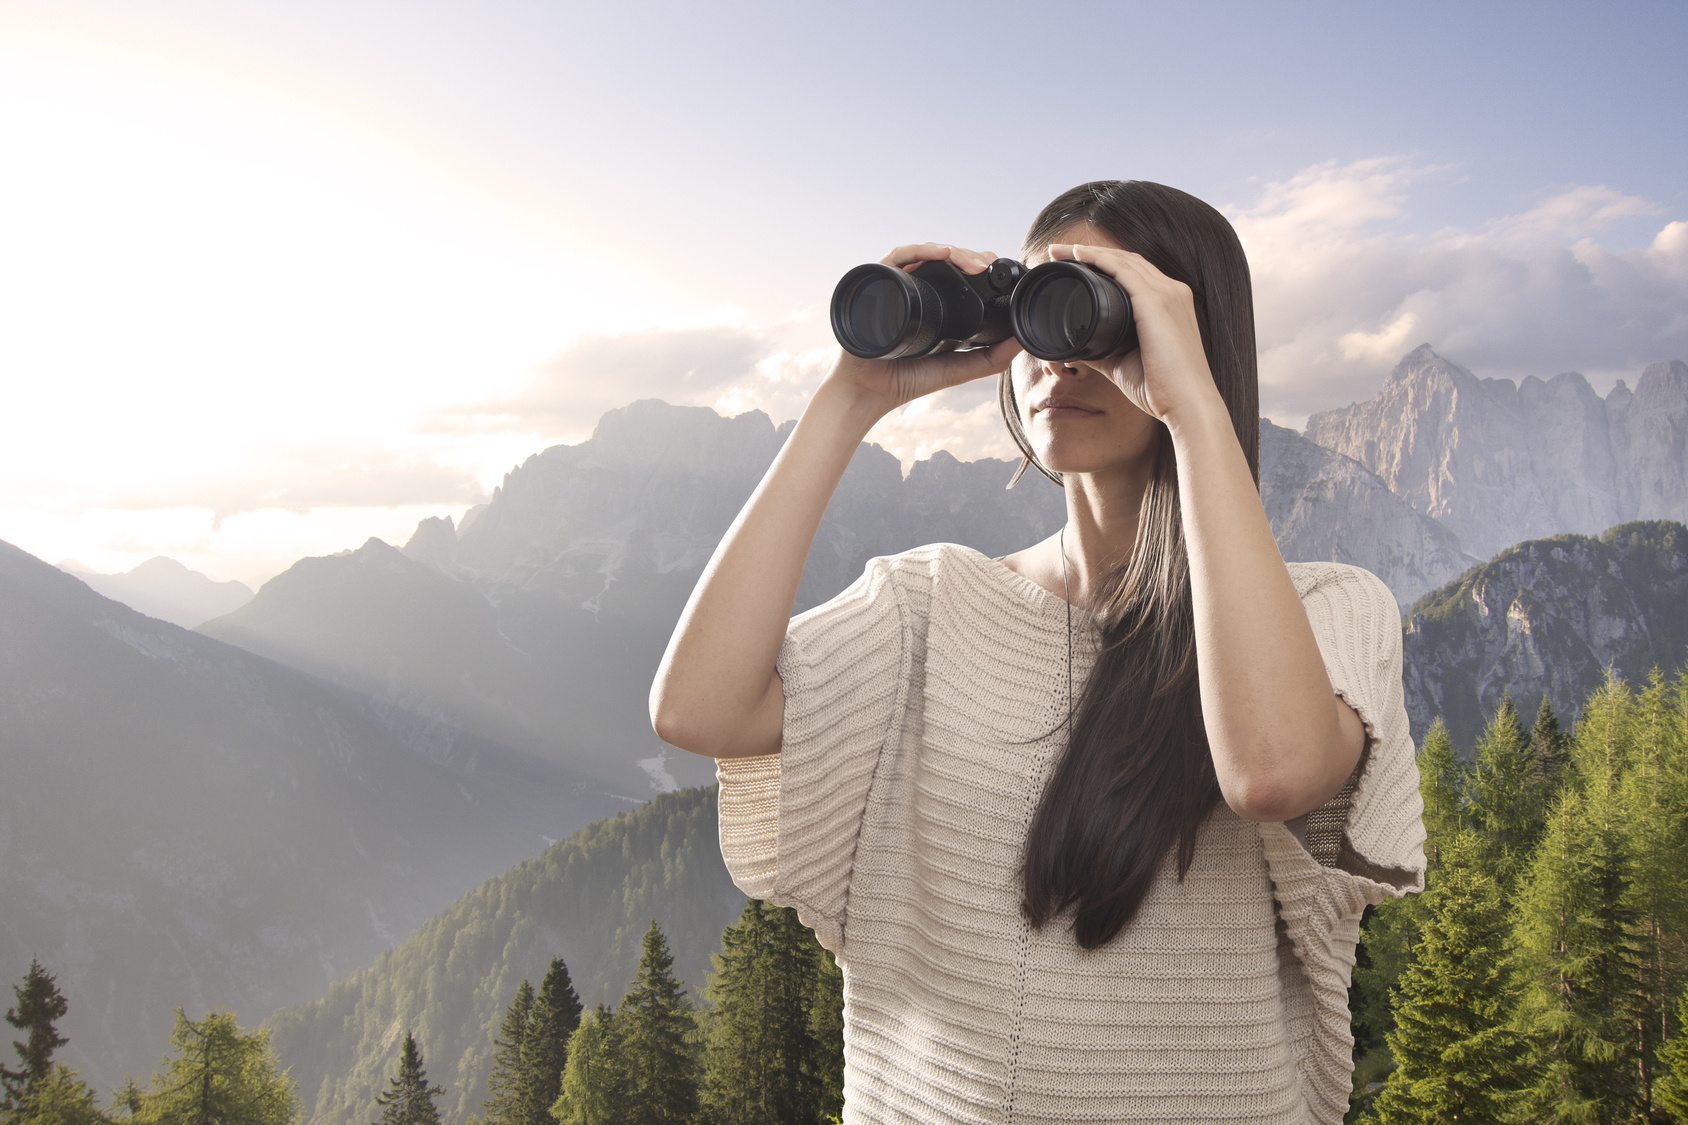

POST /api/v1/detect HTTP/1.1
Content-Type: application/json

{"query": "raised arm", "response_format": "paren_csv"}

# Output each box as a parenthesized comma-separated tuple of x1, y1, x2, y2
(649, 244, 1023, 760)
(1049, 241, 1366, 822)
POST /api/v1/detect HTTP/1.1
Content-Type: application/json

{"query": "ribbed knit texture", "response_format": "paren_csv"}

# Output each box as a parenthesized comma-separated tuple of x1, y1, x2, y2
(717, 544, 1425, 1125)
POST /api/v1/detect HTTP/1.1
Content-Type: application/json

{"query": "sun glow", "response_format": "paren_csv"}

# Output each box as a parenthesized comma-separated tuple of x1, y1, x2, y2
(0, 29, 688, 582)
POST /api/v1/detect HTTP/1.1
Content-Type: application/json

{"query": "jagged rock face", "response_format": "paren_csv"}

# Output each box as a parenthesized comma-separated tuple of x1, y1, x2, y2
(1611, 360, 1688, 522)
(0, 540, 617, 1093)
(1401, 520, 1688, 748)
(1259, 420, 1477, 608)
(447, 400, 1065, 616)
(1305, 346, 1688, 560)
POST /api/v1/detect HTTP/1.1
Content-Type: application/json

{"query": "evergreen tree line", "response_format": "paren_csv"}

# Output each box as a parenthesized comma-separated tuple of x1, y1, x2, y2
(478, 905, 843, 1125)
(0, 960, 296, 1125)
(1348, 670, 1688, 1124)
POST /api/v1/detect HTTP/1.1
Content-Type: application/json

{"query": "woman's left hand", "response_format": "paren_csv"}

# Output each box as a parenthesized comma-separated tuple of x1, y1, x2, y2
(1045, 243, 1223, 430)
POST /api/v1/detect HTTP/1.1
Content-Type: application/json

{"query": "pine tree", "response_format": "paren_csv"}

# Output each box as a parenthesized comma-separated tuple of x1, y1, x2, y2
(108, 1079, 144, 1123)
(133, 1009, 297, 1125)
(1529, 694, 1570, 803)
(1624, 670, 1688, 1118)
(373, 1033, 443, 1125)
(2, 960, 70, 1118)
(13, 1065, 108, 1125)
(1657, 989, 1688, 1121)
(1416, 717, 1463, 868)
(515, 959, 581, 1125)
(550, 1008, 622, 1125)
(1466, 691, 1540, 884)
(482, 980, 533, 1125)
(1513, 678, 1649, 1124)
(1367, 831, 1524, 1124)
(617, 922, 697, 1125)
(699, 900, 824, 1125)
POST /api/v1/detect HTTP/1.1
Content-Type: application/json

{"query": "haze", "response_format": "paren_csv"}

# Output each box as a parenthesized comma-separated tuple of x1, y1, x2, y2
(1, 0, 1683, 585)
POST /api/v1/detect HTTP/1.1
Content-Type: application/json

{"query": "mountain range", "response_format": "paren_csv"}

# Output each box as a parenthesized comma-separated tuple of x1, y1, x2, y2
(1307, 346, 1688, 561)
(193, 388, 1502, 802)
(0, 541, 623, 1091)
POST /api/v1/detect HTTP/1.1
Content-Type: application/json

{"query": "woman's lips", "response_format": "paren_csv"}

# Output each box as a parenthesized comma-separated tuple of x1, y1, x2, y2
(1032, 396, 1102, 420)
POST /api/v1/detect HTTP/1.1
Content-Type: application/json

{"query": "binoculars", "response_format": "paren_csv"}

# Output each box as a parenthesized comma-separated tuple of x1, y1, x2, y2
(830, 256, 1138, 362)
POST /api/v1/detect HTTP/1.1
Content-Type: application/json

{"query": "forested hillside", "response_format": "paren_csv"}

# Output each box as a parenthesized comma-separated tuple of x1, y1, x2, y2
(1346, 671, 1688, 1121)
(265, 786, 743, 1125)
(1402, 520, 1688, 746)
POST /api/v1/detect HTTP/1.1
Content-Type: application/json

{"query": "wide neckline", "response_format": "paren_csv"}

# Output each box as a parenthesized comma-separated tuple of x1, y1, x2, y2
(945, 543, 1076, 619)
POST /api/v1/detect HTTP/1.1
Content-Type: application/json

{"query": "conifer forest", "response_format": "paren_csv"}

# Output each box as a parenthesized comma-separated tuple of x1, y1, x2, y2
(6, 670, 1687, 1125)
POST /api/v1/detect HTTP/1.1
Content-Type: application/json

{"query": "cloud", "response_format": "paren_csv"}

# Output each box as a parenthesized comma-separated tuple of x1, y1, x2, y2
(426, 162, 1688, 463)
(95, 441, 487, 526)
(1231, 160, 1688, 421)
(428, 325, 771, 440)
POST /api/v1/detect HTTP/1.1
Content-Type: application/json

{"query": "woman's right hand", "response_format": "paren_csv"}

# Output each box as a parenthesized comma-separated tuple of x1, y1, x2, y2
(650, 241, 1022, 760)
(825, 242, 1025, 418)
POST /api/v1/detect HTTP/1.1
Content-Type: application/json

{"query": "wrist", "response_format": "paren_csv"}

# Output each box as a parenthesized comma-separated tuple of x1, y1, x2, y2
(809, 371, 892, 442)
(1160, 384, 1234, 450)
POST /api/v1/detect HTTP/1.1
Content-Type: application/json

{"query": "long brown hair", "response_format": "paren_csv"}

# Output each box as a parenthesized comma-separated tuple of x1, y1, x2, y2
(1003, 180, 1260, 949)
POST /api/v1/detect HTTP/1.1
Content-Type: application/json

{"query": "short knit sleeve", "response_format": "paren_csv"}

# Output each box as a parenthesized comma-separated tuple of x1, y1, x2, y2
(715, 555, 909, 951)
(1266, 562, 1427, 1124)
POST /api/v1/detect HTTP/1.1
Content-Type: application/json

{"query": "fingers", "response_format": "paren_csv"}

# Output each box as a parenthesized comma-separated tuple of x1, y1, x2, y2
(880, 242, 996, 274)
(1046, 243, 1191, 305)
(928, 335, 1025, 391)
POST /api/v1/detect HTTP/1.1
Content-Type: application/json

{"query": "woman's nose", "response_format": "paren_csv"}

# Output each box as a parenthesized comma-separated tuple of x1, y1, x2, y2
(1041, 358, 1087, 379)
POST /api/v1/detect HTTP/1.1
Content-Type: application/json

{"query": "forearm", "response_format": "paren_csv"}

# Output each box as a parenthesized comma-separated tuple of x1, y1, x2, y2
(1166, 394, 1362, 821)
(650, 379, 884, 759)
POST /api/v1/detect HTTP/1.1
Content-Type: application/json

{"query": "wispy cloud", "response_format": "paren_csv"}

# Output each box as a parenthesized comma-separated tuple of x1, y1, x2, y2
(1233, 160, 1688, 421)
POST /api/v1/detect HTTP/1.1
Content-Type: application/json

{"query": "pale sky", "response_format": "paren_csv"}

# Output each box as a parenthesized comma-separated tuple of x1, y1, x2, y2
(2, 1, 1684, 586)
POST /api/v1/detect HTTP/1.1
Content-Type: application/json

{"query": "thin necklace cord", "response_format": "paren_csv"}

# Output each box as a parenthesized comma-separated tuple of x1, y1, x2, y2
(1060, 526, 1073, 736)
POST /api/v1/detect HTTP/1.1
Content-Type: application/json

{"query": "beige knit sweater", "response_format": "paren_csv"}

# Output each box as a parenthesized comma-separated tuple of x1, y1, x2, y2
(717, 544, 1425, 1125)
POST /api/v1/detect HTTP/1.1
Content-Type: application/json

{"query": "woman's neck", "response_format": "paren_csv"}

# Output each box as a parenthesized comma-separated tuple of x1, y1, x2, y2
(1060, 460, 1149, 609)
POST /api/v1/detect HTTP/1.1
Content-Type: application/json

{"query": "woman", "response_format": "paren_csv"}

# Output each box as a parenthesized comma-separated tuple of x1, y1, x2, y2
(650, 180, 1425, 1124)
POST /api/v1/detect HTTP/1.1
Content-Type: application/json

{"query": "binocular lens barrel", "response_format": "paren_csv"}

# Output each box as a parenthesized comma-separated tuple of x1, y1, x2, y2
(831, 264, 942, 359)
(830, 257, 1137, 362)
(1011, 261, 1137, 362)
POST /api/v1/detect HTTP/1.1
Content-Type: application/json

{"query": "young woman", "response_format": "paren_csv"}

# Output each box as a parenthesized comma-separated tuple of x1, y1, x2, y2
(650, 180, 1425, 1125)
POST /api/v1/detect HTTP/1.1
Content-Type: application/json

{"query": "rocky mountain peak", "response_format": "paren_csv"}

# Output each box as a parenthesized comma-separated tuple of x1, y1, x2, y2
(1306, 348, 1686, 560)
(404, 515, 459, 571)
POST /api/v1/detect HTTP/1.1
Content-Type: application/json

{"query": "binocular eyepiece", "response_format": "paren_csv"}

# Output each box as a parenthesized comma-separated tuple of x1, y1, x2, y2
(830, 257, 1138, 362)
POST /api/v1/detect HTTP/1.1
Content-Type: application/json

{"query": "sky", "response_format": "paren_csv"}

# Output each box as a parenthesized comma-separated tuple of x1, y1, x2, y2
(1, 1, 1685, 586)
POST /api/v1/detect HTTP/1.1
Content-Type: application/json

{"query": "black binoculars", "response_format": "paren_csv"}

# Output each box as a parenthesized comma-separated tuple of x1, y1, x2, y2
(830, 256, 1138, 362)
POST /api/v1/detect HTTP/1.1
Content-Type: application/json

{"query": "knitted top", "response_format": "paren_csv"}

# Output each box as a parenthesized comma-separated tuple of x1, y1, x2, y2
(716, 544, 1425, 1125)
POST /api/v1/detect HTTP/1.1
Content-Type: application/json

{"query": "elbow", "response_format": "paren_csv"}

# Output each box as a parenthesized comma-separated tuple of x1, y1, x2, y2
(649, 690, 710, 759)
(1222, 776, 1299, 823)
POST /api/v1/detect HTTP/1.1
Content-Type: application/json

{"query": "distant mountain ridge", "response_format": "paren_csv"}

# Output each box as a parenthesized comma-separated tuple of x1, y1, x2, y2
(1306, 346, 1688, 560)
(60, 555, 254, 629)
(0, 540, 622, 1092)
